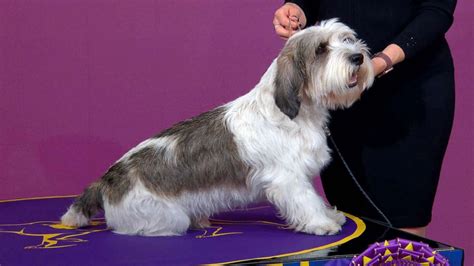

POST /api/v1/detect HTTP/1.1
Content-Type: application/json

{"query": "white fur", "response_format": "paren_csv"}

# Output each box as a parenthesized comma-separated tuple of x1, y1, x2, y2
(223, 61, 344, 235)
(104, 181, 191, 236)
(104, 181, 263, 236)
(61, 207, 89, 227)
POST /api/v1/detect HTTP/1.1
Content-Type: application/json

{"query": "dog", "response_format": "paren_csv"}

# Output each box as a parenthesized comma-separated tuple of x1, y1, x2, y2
(61, 19, 374, 236)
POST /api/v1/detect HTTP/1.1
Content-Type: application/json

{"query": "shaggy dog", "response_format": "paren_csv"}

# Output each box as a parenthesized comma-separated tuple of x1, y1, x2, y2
(61, 19, 374, 236)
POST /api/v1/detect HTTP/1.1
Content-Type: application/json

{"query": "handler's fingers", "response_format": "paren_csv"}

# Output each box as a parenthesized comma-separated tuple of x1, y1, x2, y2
(273, 4, 306, 39)
(287, 3, 307, 28)
(274, 6, 290, 27)
(288, 16, 302, 30)
(273, 17, 291, 39)
(275, 25, 290, 40)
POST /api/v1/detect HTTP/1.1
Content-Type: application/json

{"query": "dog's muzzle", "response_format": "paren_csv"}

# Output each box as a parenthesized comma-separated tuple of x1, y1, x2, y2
(347, 53, 364, 88)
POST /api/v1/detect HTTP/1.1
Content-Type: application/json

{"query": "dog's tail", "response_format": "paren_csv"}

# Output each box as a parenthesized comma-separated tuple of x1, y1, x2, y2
(61, 182, 103, 227)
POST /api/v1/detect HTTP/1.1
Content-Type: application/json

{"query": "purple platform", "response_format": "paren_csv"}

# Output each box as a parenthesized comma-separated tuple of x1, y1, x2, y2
(0, 196, 364, 265)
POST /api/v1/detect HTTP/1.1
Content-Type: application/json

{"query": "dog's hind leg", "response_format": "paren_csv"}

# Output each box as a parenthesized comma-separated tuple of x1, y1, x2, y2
(264, 173, 344, 235)
(104, 183, 190, 236)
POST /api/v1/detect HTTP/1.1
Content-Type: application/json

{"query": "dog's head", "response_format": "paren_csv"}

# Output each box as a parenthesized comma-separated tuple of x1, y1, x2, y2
(274, 19, 374, 119)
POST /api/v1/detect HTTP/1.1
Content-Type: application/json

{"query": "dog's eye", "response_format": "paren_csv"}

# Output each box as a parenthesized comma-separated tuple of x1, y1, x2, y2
(343, 37, 356, 44)
(316, 43, 327, 55)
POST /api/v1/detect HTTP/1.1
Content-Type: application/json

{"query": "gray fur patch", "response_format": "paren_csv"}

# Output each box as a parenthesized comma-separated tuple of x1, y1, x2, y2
(71, 181, 104, 218)
(100, 162, 133, 204)
(100, 106, 249, 202)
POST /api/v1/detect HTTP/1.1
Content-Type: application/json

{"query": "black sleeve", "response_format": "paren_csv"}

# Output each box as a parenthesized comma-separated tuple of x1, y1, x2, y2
(284, 0, 319, 27)
(392, 0, 457, 60)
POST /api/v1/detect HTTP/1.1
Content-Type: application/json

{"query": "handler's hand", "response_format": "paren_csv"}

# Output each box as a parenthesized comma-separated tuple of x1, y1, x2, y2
(273, 3, 307, 39)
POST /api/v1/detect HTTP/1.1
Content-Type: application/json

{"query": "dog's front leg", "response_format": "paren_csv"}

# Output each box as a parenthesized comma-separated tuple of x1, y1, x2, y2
(265, 176, 345, 235)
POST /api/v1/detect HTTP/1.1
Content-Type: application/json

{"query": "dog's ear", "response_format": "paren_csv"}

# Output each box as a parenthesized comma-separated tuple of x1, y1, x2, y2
(274, 48, 305, 119)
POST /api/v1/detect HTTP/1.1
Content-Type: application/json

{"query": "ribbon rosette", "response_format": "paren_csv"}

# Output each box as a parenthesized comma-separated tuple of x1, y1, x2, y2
(351, 238, 449, 265)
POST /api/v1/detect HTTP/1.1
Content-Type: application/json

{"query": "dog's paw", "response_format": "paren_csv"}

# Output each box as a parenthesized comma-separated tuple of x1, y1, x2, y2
(324, 207, 346, 226)
(297, 219, 342, 235)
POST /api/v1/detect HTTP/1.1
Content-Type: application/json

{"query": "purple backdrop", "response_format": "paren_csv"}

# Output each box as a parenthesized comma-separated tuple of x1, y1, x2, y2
(0, 0, 472, 264)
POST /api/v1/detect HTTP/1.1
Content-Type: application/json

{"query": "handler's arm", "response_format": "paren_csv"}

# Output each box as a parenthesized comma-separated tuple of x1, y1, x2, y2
(392, 0, 456, 60)
(375, 0, 456, 76)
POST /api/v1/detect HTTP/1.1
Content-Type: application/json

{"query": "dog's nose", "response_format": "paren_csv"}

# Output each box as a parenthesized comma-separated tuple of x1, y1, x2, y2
(350, 53, 363, 65)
